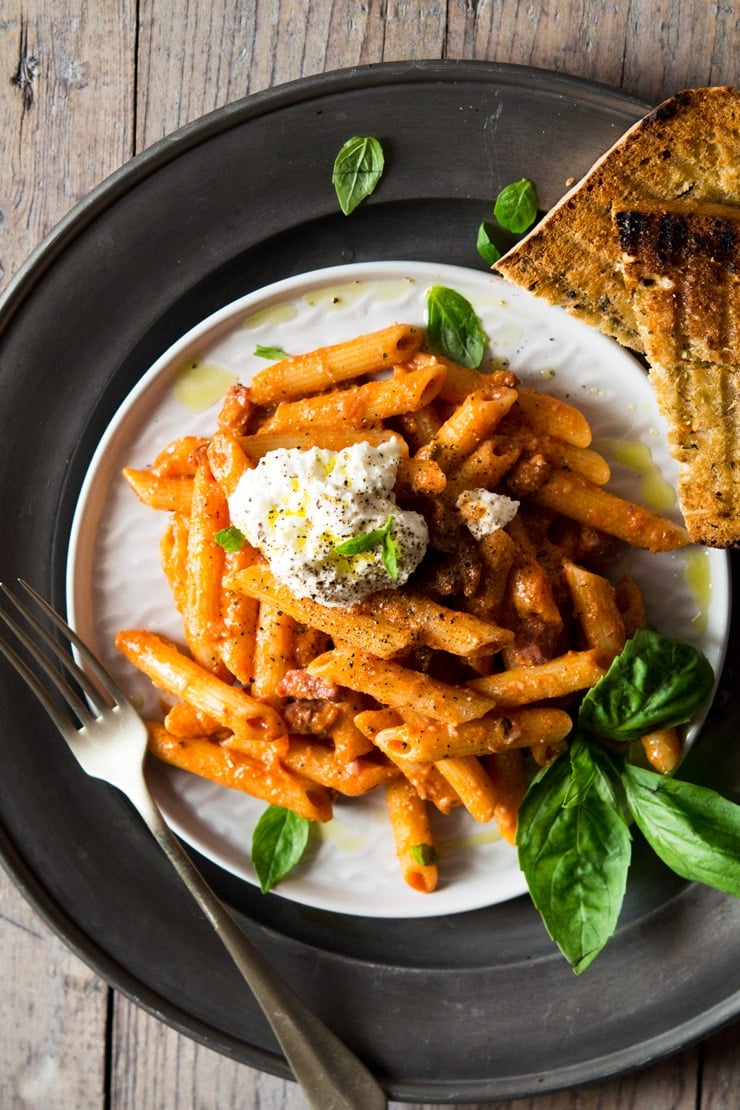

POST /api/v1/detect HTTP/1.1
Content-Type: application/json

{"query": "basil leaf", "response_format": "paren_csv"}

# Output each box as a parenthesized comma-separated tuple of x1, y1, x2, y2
(334, 525, 387, 557)
(476, 221, 502, 265)
(214, 524, 245, 552)
(411, 843, 437, 866)
(254, 344, 289, 360)
(564, 733, 624, 815)
(425, 285, 487, 369)
(493, 178, 539, 233)
(621, 764, 740, 896)
(578, 628, 714, 742)
(518, 744, 631, 973)
(251, 805, 312, 894)
(331, 135, 385, 216)
(381, 526, 399, 580)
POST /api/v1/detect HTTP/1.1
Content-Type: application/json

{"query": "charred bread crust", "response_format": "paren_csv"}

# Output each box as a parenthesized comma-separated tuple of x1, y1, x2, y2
(494, 87, 740, 352)
(614, 198, 740, 546)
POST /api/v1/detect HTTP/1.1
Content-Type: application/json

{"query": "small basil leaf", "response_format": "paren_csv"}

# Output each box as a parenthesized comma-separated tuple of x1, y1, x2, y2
(578, 628, 715, 742)
(334, 527, 386, 557)
(518, 748, 631, 973)
(425, 285, 488, 369)
(411, 843, 437, 866)
(621, 764, 740, 896)
(381, 526, 399, 580)
(476, 221, 502, 265)
(214, 525, 245, 552)
(254, 344, 289, 360)
(493, 178, 539, 233)
(251, 805, 312, 893)
(332, 135, 385, 216)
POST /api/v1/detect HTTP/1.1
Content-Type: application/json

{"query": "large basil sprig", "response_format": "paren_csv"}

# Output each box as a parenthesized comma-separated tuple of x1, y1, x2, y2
(518, 630, 740, 972)
(579, 628, 715, 741)
(518, 737, 631, 973)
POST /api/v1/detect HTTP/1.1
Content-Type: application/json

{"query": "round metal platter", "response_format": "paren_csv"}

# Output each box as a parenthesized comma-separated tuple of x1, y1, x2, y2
(0, 60, 738, 1103)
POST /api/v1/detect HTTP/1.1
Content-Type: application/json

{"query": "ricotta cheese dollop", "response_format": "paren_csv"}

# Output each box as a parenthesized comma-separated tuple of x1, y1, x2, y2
(456, 487, 519, 539)
(228, 439, 428, 607)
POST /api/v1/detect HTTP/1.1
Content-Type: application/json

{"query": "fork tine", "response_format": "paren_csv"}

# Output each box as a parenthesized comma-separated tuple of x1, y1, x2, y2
(15, 580, 131, 707)
(0, 632, 82, 739)
(0, 588, 96, 724)
(0, 580, 115, 720)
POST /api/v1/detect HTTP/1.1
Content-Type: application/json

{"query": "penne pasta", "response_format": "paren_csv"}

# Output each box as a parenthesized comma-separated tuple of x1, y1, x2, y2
(307, 648, 497, 725)
(375, 705, 572, 762)
(147, 722, 332, 822)
(226, 565, 412, 658)
(384, 778, 438, 893)
(248, 323, 423, 404)
(259, 363, 445, 433)
(532, 469, 689, 551)
(117, 319, 697, 896)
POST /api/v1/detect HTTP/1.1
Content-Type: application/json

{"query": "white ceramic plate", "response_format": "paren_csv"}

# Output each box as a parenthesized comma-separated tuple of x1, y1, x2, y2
(67, 260, 730, 918)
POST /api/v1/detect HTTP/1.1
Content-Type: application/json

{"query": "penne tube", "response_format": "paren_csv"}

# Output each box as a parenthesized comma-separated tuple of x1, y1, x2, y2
(251, 601, 299, 705)
(207, 430, 253, 497)
(484, 749, 527, 845)
(115, 628, 288, 746)
(531, 470, 689, 552)
(163, 700, 224, 738)
(183, 457, 229, 670)
(364, 589, 514, 656)
(467, 648, 607, 705)
(146, 722, 332, 823)
(327, 697, 376, 762)
(355, 708, 461, 813)
(417, 387, 518, 473)
(307, 648, 497, 725)
(122, 468, 194, 513)
(495, 431, 611, 485)
(248, 323, 423, 404)
(239, 427, 402, 460)
(562, 558, 626, 663)
(433, 756, 498, 823)
(640, 727, 683, 774)
(384, 778, 439, 893)
(395, 456, 447, 496)
(515, 387, 593, 447)
(217, 545, 261, 686)
(151, 435, 209, 477)
(442, 438, 521, 501)
(393, 397, 444, 451)
(259, 363, 445, 434)
(283, 737, 398, 795)
(160, 511, 190, 616)
(376, 705, 572, 762)
(225, 565, 412, 658)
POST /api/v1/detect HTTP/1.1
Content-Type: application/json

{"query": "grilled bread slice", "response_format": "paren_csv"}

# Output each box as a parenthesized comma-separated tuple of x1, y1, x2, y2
(495, 87, 740, 352)
(614, 198, 740, 546)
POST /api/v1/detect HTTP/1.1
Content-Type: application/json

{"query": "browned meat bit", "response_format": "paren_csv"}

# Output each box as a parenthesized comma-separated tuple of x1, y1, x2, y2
(275, 668, 344, 701)
(283, 699, 341, 736)
(504, 615, 562, 667)
(506, 453, 551, 496)
(216, 384, 253, 434)
(413, 533, 483, 599)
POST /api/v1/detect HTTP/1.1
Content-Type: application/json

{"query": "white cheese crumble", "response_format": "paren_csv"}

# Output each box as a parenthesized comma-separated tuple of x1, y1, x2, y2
(228, 439, 428, 607)
(456, 487, 519, 539)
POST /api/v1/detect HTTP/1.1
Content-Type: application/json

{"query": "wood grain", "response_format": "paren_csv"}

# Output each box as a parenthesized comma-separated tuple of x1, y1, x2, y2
(0, 1, 738, 1107)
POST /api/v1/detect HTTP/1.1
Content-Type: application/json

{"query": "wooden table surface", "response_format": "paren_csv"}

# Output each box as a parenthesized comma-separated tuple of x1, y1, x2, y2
(0, 3, 738, 1107)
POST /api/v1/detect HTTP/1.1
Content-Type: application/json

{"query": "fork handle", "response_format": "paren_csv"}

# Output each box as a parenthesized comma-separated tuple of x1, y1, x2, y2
(128, 781, 386, 1110)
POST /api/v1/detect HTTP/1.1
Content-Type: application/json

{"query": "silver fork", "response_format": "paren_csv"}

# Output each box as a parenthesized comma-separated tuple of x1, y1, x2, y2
(0, 579, 386, 1110)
